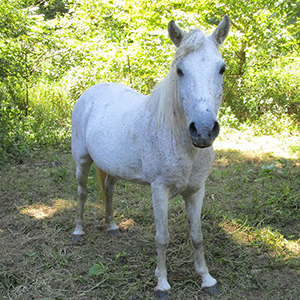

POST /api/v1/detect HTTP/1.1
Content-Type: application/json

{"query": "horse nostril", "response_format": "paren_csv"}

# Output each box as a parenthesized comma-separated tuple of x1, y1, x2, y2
(188, 121, 219, 142)
(188, 122, 198, 139)
(211, 121, 220, 138)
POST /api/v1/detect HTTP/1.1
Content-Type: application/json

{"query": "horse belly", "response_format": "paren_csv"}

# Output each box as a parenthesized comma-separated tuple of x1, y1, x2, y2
(89, 138, 146, 184)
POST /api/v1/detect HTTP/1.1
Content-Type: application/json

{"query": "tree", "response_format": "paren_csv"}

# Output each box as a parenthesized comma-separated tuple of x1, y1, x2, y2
(0, 0, 299, 162)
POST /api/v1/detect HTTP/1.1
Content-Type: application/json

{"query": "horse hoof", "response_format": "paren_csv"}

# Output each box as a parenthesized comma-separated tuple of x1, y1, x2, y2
(108, 229, 119, 236)
(72, 234, 84, 242)
(154, 290, 168, 300)
(201, 283, 221, 295)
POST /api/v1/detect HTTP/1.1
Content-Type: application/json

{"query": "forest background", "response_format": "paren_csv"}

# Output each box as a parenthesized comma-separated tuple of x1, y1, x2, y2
(0, 0, 299, 163)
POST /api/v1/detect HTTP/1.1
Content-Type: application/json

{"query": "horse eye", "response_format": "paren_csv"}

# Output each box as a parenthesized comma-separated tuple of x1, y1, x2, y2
(219, 65, 226, 75)
(176, 67, 184, 77)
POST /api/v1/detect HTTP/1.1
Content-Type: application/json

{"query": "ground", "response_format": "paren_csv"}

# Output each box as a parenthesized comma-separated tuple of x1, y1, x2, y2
(0, 128, 300, 299)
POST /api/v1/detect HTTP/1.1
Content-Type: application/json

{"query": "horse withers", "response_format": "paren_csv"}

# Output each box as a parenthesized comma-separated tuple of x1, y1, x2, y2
(71, 16, 230, 299)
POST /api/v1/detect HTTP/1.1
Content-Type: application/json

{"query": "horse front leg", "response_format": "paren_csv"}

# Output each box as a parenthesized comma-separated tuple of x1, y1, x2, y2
(152, 184, 171, 300)
(72, 157, 93, 242)
(184, 186, 219, 294)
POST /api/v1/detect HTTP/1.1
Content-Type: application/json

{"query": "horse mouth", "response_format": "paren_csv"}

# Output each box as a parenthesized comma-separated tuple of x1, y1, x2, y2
(192, 139, 214, 148)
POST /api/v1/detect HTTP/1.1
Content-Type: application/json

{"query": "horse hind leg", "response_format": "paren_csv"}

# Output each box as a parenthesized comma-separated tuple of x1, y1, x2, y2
(104, 174, 119, 236)
(72, 156, 93, 242)
(95, 166, 118, 235)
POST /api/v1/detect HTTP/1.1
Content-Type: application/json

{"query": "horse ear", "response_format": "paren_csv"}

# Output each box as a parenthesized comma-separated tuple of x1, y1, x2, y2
(211, 15, 230, 47)
(168, 20, 184, 47)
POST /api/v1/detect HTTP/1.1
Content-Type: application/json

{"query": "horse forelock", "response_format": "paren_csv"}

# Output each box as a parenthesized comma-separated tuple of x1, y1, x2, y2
(174, 29, 205, 63)
(146, 29, 205, 136)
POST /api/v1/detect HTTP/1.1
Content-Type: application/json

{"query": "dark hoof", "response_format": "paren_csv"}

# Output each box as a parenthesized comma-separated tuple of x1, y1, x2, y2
(154, 290, 168, 300)
(201, 283, 221, 295)
(108, 229, 119, 236)
(72, 234, 84, 243)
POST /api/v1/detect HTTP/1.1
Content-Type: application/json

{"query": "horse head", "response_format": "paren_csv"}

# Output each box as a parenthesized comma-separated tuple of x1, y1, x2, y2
(168, 16, 230, 148)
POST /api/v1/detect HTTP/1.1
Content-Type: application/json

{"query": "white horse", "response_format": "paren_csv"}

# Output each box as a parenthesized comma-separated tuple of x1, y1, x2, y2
(71, 16, 230, 299)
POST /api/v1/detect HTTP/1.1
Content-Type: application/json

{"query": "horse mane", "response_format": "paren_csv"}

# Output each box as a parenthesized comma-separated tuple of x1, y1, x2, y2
(146, 28, 205, 136)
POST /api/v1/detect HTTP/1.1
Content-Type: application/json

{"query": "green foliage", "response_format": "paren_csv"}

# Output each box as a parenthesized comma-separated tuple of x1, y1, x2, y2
(38, 0, 69, 20)
(0, 101, 31, 163)
(228, 54, 300, 126)
(0, 0, 299, 162)
(209, 0, 300, 124)
(0, 0, 72, 161)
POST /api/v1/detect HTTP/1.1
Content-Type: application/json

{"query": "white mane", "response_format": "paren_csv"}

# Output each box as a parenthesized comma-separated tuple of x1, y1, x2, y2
(146, 29, 205, 135)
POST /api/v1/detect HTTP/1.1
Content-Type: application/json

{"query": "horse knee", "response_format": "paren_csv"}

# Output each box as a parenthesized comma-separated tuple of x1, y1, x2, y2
(190, 233, 203, 249)
(77, 185, 87, 198)
(155, 232, 170, 249)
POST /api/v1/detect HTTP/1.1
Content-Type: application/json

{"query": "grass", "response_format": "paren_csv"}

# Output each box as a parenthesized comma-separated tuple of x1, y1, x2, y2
(0, 128, 300, 299)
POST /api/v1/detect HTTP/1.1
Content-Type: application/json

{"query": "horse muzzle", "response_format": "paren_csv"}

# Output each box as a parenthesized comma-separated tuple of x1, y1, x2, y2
(188, 120, 220, 148)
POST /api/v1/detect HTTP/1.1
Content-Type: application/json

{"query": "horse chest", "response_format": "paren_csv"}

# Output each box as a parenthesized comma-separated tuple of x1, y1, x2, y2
(158, 147, 215, 197)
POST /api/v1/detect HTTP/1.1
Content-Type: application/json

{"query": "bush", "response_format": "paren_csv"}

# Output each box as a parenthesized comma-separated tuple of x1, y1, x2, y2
(223, 55, 300, 127)
(0, 101, 32, 163)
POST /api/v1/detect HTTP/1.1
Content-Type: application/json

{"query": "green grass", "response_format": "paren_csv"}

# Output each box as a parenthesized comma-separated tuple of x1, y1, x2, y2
(0, 129, 300, 299)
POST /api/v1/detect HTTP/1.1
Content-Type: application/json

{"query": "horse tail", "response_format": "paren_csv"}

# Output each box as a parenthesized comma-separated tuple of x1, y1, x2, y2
(95, 166, 107, 208)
